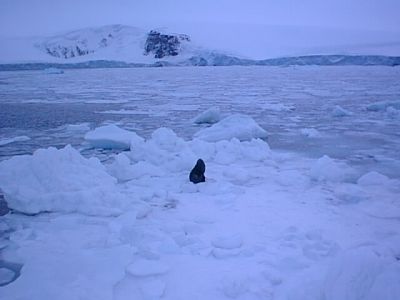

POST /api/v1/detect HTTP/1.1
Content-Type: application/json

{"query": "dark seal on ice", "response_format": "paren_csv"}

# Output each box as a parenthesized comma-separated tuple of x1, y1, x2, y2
(189, 159, 206, 184)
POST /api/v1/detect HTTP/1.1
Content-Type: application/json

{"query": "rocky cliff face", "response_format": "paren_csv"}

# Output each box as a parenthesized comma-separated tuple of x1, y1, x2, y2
(144, 30, 190, 59)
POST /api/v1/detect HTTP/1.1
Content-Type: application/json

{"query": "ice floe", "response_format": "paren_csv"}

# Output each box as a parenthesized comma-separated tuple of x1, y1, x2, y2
(194, 114, 268, 142)
(193, 106, 221, 124)
(85, 124, 144, 150)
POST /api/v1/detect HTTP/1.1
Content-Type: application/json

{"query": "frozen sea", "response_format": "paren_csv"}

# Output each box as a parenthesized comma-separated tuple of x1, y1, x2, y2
(1, 66, 400, 176)
(0, 66, 400, 300)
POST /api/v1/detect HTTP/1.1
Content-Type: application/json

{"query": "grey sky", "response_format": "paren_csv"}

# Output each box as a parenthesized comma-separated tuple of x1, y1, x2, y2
(1, 0, 399, 37)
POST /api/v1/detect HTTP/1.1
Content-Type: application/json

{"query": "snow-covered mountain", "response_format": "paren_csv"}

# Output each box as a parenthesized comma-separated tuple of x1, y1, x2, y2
(0, 24, 399, 68)
(0, 24, 223, 64)
(37, 25, 197, 62)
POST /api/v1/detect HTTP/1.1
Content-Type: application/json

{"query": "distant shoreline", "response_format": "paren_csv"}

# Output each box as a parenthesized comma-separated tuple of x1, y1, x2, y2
(1, 54, 399, 72)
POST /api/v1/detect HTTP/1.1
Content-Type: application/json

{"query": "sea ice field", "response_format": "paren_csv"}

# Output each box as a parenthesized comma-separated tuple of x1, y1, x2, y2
(0, 66, 399, 299)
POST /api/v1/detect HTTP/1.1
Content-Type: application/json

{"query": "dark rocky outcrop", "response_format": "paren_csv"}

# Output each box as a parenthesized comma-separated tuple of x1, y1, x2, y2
(144, 30, 190, 59)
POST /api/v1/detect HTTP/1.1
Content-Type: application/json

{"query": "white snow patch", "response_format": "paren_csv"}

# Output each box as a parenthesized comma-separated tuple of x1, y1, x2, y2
(194, 114, 268, 142)
(107, 153, 165, 181)
(85, 124, 144, 150)
(282, 249, 400, 300)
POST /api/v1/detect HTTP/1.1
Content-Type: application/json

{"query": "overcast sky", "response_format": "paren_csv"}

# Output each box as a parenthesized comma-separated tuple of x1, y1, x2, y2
(1, 0, 399, 37)
(1, 0, 399, 58)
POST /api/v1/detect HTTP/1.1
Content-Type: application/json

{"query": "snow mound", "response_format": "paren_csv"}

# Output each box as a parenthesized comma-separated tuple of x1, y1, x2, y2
(107, 153, 165, 181)
(366, 100, 400, 112)
(193, 107, 221, 124)
(0, 145, 128, 215)
(85, 124, 144, 150)
(357, 171, 390, 186)
(127, 128, 270, 173)
(0, 136, 30, 146)
(150, 127, 186, 152)
(310, 155, 354, 182)
(212, 234, 243, 250)
(332, 105, 353, 117)
(103, 127, 272, 181)
(194, 114, 268, 142)
(333, 183, 367, 204)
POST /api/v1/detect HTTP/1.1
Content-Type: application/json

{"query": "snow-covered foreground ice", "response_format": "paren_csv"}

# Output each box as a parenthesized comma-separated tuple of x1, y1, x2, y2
(0, 66, 400, 299)
(1, 125, 400, 300)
